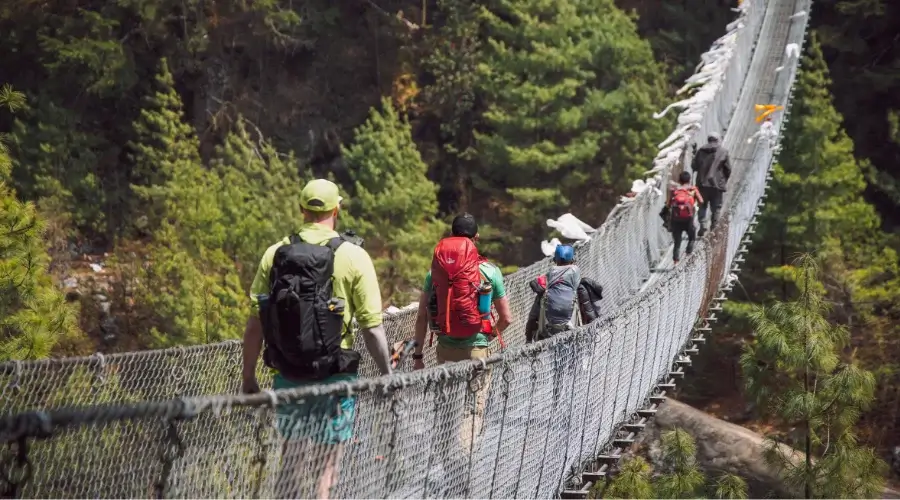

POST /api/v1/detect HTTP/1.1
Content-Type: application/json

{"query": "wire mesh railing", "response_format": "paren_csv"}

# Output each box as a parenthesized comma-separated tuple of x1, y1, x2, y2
(0, 0, 811, 497)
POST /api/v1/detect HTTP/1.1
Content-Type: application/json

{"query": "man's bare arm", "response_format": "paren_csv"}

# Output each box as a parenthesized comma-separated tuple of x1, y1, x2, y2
(241, 316, 263, 391)
(494, 296, 512, 334)
(361, 324, 392, 376)
(413, 292, 429, 356)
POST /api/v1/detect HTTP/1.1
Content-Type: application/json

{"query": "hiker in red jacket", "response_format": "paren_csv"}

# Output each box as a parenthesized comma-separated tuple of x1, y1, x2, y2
(667, 171, 704, 265)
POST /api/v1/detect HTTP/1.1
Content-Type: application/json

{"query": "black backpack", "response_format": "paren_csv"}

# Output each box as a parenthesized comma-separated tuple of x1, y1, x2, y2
(261, 234, 360, 381)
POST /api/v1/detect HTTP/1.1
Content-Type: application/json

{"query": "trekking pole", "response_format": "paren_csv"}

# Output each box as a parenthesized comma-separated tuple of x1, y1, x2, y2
(390, 339, 418, 370)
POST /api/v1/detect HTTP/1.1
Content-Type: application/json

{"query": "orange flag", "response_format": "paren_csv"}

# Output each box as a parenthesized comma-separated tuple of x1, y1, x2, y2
(754, 104, 784, 123)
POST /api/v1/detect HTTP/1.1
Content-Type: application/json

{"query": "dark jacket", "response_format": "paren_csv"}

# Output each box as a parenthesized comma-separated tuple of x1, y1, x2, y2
(692, 142, 732, 191)
(525, 276, 603, 343)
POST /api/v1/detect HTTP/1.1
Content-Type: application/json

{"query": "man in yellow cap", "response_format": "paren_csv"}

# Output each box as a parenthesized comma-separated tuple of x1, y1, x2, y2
(241, 178, 391, 499)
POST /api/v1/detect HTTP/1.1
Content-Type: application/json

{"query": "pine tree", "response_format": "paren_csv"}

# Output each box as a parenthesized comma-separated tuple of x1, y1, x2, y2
(603, 428, 748, 499)
(474, 0, 668, 263)
(127, 57, 219, 243)
(9, 98, 110, 241)
(714, 473, 750, 500)
(738, 34, 889, 298)
(604, 456, 654, 499)
(654, 428, 707, 498)
(208, 117, 306, 285)
(122, 59, 246, 347)
(127, 225, 247, 348)
(729, 33, 900, 445)
(419, 0, 482, 213)
(0, 84, 24, 180)
(740, 254, 887, 498)
(813, 1, 900, 214)
(342, 96, 443, 304)
(0, 85, 79, 361)
(474, 0, 600, 251)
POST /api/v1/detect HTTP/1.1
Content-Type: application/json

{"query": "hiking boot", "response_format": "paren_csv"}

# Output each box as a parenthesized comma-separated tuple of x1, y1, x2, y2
(673, 258, 679, 265)
(698, 227, 707, 237)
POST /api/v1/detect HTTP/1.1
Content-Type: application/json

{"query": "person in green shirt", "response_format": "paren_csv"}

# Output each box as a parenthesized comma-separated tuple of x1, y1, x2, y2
(240, 178, 391, 500)
(411, 213, 512, 367)
(411, 213, 512, 456)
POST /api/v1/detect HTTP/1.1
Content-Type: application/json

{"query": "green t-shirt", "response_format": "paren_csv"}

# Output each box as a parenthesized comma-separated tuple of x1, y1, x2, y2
(249, 222, 383, 351)
(422, 261, 506, 348)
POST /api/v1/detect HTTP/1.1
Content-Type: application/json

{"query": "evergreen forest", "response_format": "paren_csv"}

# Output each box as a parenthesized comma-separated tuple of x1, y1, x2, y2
(2, 0, 899, 496)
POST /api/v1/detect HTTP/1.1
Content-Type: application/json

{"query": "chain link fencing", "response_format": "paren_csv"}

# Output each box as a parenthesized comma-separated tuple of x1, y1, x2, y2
(0, 0, 811, 497)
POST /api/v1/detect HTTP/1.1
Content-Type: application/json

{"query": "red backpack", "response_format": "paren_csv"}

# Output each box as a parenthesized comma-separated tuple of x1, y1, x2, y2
(670, 186, 697, 221)
(430, 236, 486, 338)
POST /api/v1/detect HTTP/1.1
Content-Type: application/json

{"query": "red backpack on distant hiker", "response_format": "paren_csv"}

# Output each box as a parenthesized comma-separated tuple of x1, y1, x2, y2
(670, 186, 698, 221)
(430, 236, 488, 338)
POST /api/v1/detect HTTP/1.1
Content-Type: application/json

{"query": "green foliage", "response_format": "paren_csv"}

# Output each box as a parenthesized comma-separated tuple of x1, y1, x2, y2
(473, 0, 668, 263)
(740, 255, 887, 498)
(343, 97, 442, 304)
(420, 0, 481, 162)
(769, 35, 882, 263)
(603, 428, 748, 500)
(126, 227, 246, 348)
(714, 473, 749, 500)
(10, 98, 110, 238)
(621, 0, 732, 86)
(812, 2, 900, 219)
(654, 429, 706, 499)
(418, 0, 483, 215)
(0, 86, 80, 361)
(0, 84, 25, 178)
(208, 118, 306, 285)
(729, 33, 900, 447)
(122, 60, 246, 348)
(128, 57, 207, 236)
(0, 186, 80, 361)
(604, 455, 654, 499)
(36, 7, 134, 97)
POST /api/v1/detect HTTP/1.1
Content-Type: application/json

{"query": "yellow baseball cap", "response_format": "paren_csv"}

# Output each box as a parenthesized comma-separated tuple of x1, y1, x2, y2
(300, 179, 343, 212)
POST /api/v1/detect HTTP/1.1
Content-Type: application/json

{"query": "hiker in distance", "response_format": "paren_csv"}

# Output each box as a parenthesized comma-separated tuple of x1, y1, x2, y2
(525, 244, 604, 343)
(240, 178, 392, 500)
(666, 171, 704, 265)
(691, 131, 732, 236)
(411, 213, 512, 368)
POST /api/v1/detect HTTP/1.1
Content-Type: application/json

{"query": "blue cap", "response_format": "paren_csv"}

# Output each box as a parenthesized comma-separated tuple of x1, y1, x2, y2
(554, 245, 575, 264)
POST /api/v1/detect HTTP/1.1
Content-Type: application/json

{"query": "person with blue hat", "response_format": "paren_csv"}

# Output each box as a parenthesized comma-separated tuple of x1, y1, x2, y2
(554, 244, 575, 264)
(524, 244, 604, 342)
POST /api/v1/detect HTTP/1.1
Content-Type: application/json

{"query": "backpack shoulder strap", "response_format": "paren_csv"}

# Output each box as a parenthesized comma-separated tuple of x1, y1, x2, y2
(538, 292, 548, 335)
(478, 261, 491, 282)
(326, 236, 345, 253)
(270, 236, 301, 286)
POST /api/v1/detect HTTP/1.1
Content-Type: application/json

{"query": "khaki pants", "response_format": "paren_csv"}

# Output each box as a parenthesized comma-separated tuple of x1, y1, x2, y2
(436, 343, 491, 455)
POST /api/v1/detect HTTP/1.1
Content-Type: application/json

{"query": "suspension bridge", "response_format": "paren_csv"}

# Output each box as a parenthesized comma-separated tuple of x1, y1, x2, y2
(0, 0, 811, 497)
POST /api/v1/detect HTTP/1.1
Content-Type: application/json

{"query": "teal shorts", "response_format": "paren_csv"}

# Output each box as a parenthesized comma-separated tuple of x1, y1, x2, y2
(272, 372, 358, 445)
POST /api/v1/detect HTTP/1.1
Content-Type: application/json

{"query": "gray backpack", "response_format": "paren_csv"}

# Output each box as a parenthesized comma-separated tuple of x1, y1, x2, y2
(537, 266, 581, 337)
